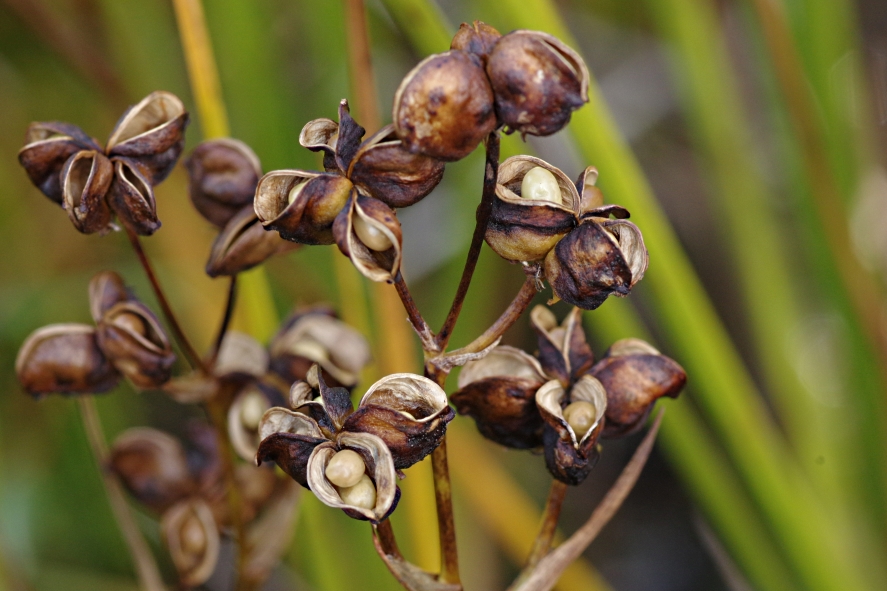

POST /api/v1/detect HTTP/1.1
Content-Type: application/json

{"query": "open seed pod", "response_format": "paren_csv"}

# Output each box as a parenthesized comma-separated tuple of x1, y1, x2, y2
(186, 138, 262, 228)
(530, 306, 594, 385)
(592, 338, 686, 438)
(269, 311, 371, 389)
(109, 427, 195, 513)
(306, 432, 399, 523)
(256, 408, 328, 488)
(16, 324, 119, 396)
(486, 156, 579, 262)
(228, 383, 277, 462)
(450, 21, 502, 63)
(107, 157, 160, 235)
(344, 374, 454, 469)
(214, 330, 269, 379)
(393, 50, 496, 161)
(162, 498, 220, 588)
(537, 375, 607, 485)
(18, 121, 102, 204)
(333, 192, 403, 282)
(89, 271, 131, 324)
(347, 124, 445, 208)
(106, 91, 189, 184)
(206, 205, 299, 277)
(96, 300, 175, 389)
(486, 30, 589, 136)
(254, 170, 353, 245)
(544, 217, 648, 310)
(452, 346, 548, 449)
(60, 150, 114, 234)
(299, 117, 340, 172)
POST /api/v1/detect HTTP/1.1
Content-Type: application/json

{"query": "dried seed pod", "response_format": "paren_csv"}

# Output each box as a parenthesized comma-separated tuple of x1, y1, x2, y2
(60, 150, 114, 234)
(347, 124, 445, 208)
(16, 324, 119, 396)
(107, 157, 160, 236)
(299, 117, 341, 172)
(106, 91, 189, 184)
(543, 218, 647, 310)
(214, 330, 269, 379)
(18, 121, 101, 204)
(306, 432, 399, 523)
(186, 138, 262, 228)
(344, 373, 454, 469)
(254, 170, 353, 245)
(529, 305, 593, 385)
(206, 205, 299, 277)
(333, 192, 403, 282)
(450, 21, 502, 63)
(486, 156, 579, 262)
(89, 271, 131, 324)
(486, 30, 589, 136)
(451, 346, 548, 449)
(228, 384, 275, 462)
(96, 301, 175, 389)
(536, 375, 607, 485)
(109, 427, 195, 513)
(162, 498, 220, 588)
(591, 338, 686, 438)
(393, 50, 497, 161)
(256, 408, 328, 488)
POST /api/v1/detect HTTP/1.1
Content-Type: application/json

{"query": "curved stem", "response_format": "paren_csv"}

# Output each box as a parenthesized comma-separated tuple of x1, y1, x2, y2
(524, 480, 568, 570)
(208, 275, 237, 367)
(430, 437, 459, 585)
(436, 131, 500, 349)
(124, 225, 207, 374)
(393, 272, 438, 352)
(77, 397, 166, 591)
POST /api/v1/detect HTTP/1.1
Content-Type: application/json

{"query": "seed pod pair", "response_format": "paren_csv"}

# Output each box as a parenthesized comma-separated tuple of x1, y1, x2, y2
(16, 271, 175, 396)
(18, 91, 188, 235)
(453, 306, 685, 484)
(257, 365, 454, 522)
(486, 157, 648, 309)
(186, 138, 300, 277)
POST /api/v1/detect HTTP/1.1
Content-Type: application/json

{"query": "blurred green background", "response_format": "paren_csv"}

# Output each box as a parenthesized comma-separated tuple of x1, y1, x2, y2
(2, 0, 887, 589)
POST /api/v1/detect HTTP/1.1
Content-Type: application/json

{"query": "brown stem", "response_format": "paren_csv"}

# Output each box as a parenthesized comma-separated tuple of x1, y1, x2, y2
(436, 132, 501, 349)
(208, 275, 238, 367)
(524, 480, 568, 569)
(431, 437, 460, 584)
(77, 397, 166, 591)
(375, 519, 403, 559)
(393, 272, 438, 352)
(509, 411, 664, 591)
(124, 226, 207, 373)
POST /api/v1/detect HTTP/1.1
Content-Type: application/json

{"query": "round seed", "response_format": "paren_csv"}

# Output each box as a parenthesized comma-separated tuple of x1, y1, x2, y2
(337, 473, 376, 510)
(520, 166, 562, 205)
(353, 216, 393, 251)
(563, 400, 598, 436)
(325, 449, 366, 488)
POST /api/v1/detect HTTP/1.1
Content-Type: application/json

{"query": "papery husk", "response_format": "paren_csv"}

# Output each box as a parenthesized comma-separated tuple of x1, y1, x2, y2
(60, 150, 114, 234)
(333, 192, 403, 282)
(537, 376, 607, 485)
(109, 427, 195, 513)
(530, 306, 594, 384)
(331, 99, 366, 172)
(256, 408, 328, 488)
(228, 384, 275, 462)
(106, 91, 188, 184)
(89, 271, 131, 324)
(254, 170, 352, 245)
(306, 432, 399, 523)
(162, 498, 220, 588)
(214, 330, 269, 378)
(347, 124, 445, 208)
(299, 118, 340, 173)
(487, 156, 578, 262)
(186, 138, 262, 228)
(18, 121, 101, 204)
(95, 301, 175, 389)
(107, 157, 160, 235)
(393, 50, 496, 161)
(206, 205, 299, 277)
(345, 373, 454, 468)
(15, 323, 119, 396)
(486, 30, 589, 136)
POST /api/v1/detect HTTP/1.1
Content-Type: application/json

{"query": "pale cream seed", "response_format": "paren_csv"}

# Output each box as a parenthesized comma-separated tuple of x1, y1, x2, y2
(563, 400, 598, 436)
(325, 449, 366, 488)
(353, 216, 393, 251)
(239, 391, 267, 431)
(179, 514, 207, 556)
(287, 181, 308, 205)
(520, 166, 562, 205)
(336, 473, 377, 510)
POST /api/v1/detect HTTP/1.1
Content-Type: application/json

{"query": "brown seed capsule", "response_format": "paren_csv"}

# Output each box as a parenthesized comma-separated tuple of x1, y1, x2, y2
(186, 138, 262, 228)
(107, 157, 161, 236)
(206, 205, 300, 277)
(18, 122, 101, 204)
(162, 499, 220, 588)
(96, 301, 175, 389)
(529, 305, 594, 385)
(393, 50, 497, 161)
(15, 324, 120, 396)
(333, 192, 403, 282)
(486, 30, 589, 136)
(450, 21, 502, 63)
(88, 271, 131, 324)
(61, 150, 115, 234)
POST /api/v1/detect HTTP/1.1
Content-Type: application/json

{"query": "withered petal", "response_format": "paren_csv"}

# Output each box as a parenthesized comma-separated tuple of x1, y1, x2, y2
(334, 99, 366, 172)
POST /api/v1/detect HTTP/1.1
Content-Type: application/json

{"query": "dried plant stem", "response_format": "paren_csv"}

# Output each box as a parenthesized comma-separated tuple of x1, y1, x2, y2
(436, 132, 501, 349)
(510, 412, 663, 591)
(208, 275, 238, 366)
(124, 226, 207, 374)
(525, 480, 568, 569)
(375, 519, 403, 558)
(393, 272, 438, 351)
(430, 438, 460, 585)
(77, 397, 166, 591)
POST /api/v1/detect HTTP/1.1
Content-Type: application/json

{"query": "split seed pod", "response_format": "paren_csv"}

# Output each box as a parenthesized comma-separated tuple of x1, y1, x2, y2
(16, 324, 119, 396)
(393, 50, 497, 161)
(60, 150, 114, 233)
(536, 375, 607, 485)
(206, 205, 300, 277)
(486, 30, 589, 136)
(18, 122, 101, 204)
(228, 383, 278, 462)
(107, 158, 160, 235)
(333, 192, 403, 282)
(256, 408, 328, 488)
(96, 301, 175, 389)
(591, 338, 686, 438)
(162, 499, 220, 588)
(89, 271, 131, 323)
(530, 305, 594, 385)
(450, 21, 502, 63)
(186, 138, 262, 228)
